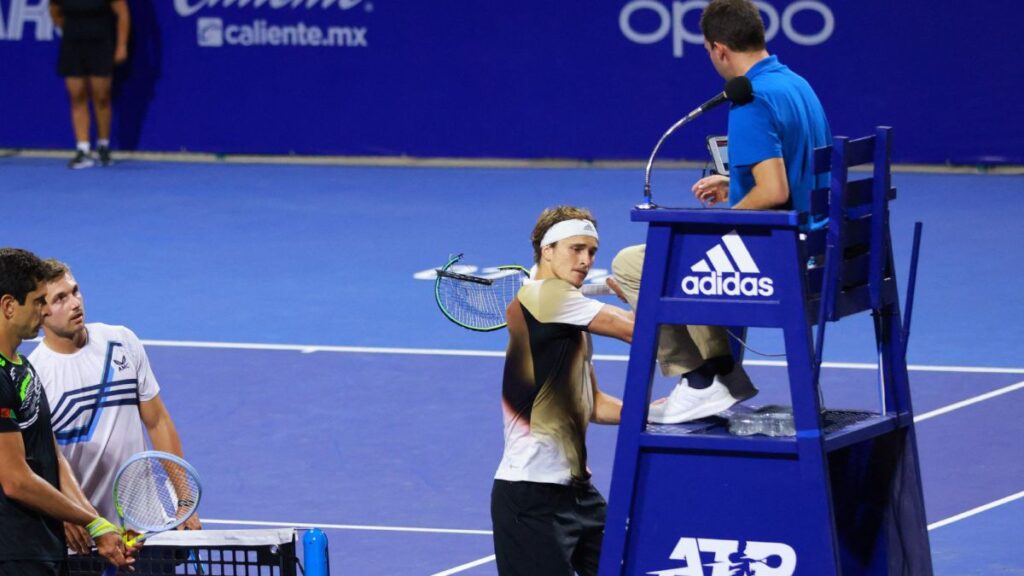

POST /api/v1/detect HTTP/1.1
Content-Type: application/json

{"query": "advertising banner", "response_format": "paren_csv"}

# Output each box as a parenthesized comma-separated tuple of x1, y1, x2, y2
(1, 0, 1019, 164)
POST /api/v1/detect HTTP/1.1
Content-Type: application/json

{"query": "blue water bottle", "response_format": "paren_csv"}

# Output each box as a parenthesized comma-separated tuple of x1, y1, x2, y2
(303, 527, 330, 576)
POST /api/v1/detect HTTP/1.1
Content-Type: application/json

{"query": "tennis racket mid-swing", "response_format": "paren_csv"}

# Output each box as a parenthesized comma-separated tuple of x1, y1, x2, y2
(434, 253, 614, 332)
(100, 451, 203, 576)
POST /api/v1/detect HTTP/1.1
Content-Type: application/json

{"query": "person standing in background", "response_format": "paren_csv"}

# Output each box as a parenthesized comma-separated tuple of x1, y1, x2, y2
(50, 0, 130, 169)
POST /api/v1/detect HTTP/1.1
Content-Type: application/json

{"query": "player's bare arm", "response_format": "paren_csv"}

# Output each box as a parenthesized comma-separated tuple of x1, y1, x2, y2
(111, 0, 130, 64)
(140, 395, 202, 530)
(0, 432, 95, 525)
(55, 439, 94, 554)
(590, 366, 623, 425)
(140, 395, 184, 457)
(0, 431, 134, 565)
(588, 305, 634, 343)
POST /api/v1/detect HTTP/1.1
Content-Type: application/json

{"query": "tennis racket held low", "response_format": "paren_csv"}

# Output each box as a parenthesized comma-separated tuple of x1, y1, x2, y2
(100, 451, 203, 575)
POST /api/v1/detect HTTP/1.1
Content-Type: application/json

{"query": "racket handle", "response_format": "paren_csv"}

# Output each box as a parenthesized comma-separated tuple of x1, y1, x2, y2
(580, 283, 613, 296)
(124, 532, 148, 548)
(100, 532, 147, 576)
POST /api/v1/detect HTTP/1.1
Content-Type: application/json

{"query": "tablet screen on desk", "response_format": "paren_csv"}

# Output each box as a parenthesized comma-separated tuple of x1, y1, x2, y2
(706, 135, 728, 175)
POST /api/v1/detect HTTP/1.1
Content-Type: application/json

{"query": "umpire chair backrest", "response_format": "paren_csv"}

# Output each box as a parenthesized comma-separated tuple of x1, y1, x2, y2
(728, 126, 897, 364)
(806, 126, 897, 325)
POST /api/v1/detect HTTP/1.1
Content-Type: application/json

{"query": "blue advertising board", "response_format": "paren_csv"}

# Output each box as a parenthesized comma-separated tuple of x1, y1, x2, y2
(1, 0, 1020, 164)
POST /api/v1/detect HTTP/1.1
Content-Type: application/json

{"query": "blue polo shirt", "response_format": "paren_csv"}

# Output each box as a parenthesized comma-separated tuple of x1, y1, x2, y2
(727, 55, 831, 215)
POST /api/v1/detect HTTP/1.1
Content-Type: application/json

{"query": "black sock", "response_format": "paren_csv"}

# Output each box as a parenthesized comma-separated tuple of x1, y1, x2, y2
(685, 356, 735, 389)
(684, 363, 716, 389)
(706, 355, 735, 377)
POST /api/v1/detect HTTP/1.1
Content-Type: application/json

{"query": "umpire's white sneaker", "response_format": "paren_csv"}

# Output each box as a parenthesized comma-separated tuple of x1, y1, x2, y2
(648, 379, 739, 424)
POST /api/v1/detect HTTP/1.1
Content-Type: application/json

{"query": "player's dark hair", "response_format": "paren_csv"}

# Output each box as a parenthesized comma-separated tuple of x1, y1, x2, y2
(0, 248, 48, 305)
(701, 0, 766, 52)
(531, 206, 598, 264)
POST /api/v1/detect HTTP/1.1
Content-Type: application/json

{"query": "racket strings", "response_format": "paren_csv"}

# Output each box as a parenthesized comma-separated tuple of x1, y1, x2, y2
(437, 270, 524, 330)
(116, 457, 200, 531)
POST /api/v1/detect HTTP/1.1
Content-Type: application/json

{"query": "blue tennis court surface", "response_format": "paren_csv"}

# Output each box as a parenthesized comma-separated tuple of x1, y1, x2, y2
(5, 156, 1023, 574)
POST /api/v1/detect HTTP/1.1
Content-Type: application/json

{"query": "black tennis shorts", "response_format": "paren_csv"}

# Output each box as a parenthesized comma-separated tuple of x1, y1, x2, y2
(58, 36, 114, 77)
(491, 479, 607, 576)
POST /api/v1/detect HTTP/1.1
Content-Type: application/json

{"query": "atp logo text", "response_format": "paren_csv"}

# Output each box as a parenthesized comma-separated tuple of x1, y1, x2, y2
(649, 537, 796, 576)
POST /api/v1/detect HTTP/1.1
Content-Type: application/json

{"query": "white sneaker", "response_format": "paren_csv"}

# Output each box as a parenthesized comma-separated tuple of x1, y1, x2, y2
(648, 378, 740, 424)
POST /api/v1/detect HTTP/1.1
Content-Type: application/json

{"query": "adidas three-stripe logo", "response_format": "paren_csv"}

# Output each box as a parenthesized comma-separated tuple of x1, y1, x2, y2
(682, 231, 775, 297)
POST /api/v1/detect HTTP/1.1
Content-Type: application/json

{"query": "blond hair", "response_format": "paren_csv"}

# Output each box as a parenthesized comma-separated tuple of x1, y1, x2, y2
(42, 258, 71, 283)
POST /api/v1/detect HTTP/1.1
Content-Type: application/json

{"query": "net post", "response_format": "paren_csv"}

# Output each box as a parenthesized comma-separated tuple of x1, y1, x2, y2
(303, 527, 331, 576)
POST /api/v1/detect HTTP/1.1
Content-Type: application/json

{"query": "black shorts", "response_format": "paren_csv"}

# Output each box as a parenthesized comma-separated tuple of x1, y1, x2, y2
(491, 479, 607, 576)
(0, 560, 67, 576)
(58, 36, 114, 78)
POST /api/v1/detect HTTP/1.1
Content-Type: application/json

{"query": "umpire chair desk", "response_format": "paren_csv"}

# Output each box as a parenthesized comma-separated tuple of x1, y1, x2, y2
(599, 127, 933, 575)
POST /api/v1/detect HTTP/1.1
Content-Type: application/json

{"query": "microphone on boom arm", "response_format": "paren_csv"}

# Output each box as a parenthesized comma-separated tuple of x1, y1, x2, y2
(639, 76, 754, 209)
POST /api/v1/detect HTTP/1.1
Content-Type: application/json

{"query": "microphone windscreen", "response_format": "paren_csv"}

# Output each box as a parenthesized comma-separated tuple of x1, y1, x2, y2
(725, 76, 754, 105)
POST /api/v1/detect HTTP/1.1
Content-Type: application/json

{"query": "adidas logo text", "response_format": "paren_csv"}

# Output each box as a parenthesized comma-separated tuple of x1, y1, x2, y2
(681, 231, 775, 297)
(682, 272, 774, 297)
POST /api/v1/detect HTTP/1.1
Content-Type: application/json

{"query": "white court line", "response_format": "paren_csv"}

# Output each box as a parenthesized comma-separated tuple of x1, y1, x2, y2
(202, 518, 491, 536)
(927, 490, 1024, 531)
(142, 339, 508, 358)
(140, 339, 1024, 375)
(429, 555, 497, 576)
(914, 380, 1024, 423)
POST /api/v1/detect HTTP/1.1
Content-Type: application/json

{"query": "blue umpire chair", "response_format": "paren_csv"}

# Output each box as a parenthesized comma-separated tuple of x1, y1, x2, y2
(598, 127, 933, 575)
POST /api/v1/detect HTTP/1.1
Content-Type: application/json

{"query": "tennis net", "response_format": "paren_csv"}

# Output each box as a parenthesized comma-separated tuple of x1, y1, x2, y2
(68, 528, 298, 575)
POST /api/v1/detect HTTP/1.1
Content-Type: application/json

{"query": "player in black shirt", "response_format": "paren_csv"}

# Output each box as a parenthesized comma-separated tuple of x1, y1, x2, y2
(0, 249, 135, 575)
(49, 0, 130, 169)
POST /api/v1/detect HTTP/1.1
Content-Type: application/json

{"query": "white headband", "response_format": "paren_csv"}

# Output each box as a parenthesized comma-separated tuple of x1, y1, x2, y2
(540, 219, 599, 247)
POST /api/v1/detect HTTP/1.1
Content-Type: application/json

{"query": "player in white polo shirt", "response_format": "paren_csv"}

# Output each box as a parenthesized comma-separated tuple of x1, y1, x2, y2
(28, 260, 201, 554)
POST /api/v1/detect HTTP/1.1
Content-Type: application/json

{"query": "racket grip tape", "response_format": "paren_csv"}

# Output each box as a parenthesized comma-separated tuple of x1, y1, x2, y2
(124, 532, 148, 547)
